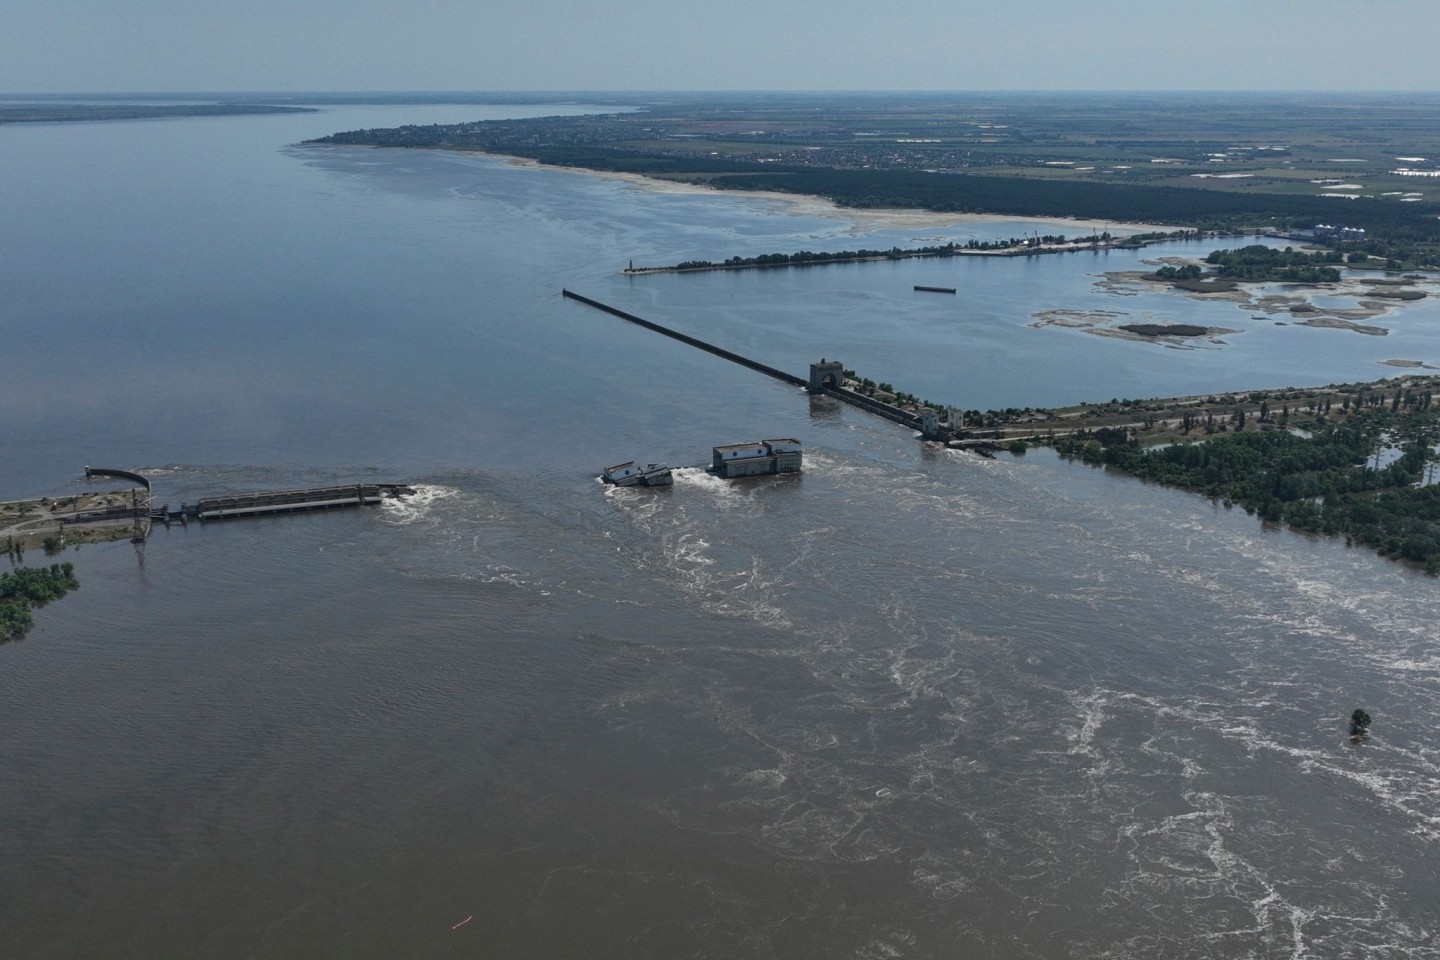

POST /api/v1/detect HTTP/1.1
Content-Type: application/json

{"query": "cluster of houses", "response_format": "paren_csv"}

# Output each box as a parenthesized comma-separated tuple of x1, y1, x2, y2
(1313, 223, 1367, 242)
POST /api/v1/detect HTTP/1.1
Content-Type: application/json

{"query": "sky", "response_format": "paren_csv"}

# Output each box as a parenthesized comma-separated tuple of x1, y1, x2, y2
(4, 0, 1438, 94)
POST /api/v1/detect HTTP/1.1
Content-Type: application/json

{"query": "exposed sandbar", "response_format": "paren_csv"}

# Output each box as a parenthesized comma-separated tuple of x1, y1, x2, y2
(496, 155, 1170, 234)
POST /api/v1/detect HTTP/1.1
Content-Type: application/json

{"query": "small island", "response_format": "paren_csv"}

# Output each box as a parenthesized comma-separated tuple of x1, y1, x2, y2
(1117, 323, 1211, 338)
(1144, 244, 1343, 288)
(1203, 244, 1344, 283)
(622, 231, 1198, 274)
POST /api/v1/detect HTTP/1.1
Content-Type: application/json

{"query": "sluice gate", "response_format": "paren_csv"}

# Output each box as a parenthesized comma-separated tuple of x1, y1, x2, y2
(190, 484, 411, 521)
(65, 468, 416, 545)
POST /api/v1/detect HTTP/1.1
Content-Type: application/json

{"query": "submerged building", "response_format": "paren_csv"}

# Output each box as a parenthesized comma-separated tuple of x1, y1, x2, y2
(711, 440, 803, 478)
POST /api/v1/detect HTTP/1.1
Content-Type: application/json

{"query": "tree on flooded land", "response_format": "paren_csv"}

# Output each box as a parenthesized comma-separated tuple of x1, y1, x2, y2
(1053, 408, 1440, 572)
(1154, 263, 1203, 281)
(1350, 709, 1372, 737)
(1204, 245, 1342, 283)
(0, 563, 79, 642)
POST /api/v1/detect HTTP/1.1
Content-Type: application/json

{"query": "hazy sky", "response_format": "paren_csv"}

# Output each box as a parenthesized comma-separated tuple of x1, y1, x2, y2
(4, 0, 1438, 93)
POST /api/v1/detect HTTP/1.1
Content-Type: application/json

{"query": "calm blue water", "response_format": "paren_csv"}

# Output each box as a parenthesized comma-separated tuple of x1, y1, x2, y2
(2, 102, 1438, 960)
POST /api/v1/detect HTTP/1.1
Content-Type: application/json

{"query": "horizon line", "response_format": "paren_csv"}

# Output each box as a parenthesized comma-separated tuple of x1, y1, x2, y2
(5, 88, 1440, 98)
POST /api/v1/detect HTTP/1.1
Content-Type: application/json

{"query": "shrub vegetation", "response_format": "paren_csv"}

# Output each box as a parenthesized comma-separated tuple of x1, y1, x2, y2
(1, 563, 79, 641)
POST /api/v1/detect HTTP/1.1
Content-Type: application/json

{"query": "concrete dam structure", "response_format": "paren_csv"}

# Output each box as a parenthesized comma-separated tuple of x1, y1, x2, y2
(562, 290, 933, 435)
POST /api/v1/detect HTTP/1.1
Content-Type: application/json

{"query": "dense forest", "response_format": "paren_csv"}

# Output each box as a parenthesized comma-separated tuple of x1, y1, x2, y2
(1204, 244, 1344, 282)
(1, 563, 79, 641)
(538, 151, 1440, 236)
(1054, 404, 1440, 572)
(678, 165, 1432, 234)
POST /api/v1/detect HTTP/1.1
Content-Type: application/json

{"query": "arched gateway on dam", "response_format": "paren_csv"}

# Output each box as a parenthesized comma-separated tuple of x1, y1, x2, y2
(808, 359, 845, 392)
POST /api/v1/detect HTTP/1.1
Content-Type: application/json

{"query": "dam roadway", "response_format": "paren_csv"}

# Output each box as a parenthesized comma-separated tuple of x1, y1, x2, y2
(561, 289, 923, 432)
(187, 483, 413, 520)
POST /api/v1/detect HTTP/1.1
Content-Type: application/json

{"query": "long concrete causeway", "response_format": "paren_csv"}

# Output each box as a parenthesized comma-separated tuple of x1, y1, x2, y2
(84, 467, 414, 524)
(562, 289, 808, 387)
(561, 290, 923, 431)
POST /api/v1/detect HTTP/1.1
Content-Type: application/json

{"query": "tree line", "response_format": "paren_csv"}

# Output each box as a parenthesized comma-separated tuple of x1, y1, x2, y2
(306, 127, 1440, 241)
(1204, 244, 1344, 283)
(1, 563, 79, 642)
(650, 234, 1131, 272)
(1054, 406, 1440, 572)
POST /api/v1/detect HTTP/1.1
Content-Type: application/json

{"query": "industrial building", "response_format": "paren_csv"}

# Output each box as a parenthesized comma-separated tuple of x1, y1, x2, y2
(711, 439, 803, 478)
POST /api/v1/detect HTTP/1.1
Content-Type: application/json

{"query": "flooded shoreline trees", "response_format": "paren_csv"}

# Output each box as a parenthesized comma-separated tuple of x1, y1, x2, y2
(1055, 403, 1440, 572)
(0, 563, 79, 642)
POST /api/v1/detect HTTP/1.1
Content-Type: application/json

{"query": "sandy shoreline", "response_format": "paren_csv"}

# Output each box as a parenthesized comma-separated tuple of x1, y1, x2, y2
(494, 153, 1170, 234)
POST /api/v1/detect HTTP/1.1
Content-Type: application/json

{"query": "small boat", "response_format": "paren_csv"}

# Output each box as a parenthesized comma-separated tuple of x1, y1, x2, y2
(602, 461, 673, 487)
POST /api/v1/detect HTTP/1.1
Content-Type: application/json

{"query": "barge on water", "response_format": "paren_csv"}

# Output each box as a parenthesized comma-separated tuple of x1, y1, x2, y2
(711, 439, 802, 479)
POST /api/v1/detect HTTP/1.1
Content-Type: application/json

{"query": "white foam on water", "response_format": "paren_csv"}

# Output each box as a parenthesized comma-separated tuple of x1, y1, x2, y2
(670, 465, 755, 507)
(702, 556, 792, 628)
(600, 481, 666, 521)
(583, 440, 1440, 956)
(1385, 657, 1440, 675)
(1111, 783, 1328, 955)
(738, 768, 787, 790)
(377, 483, 459, 524)
(1124, 684, 1440, 848)
(1064, 689, 1109, 761)
(446, 565, 535, 590)
(856, 929, 917, 959)
(605, 480, 794, 628)
(796, 447, 859, 478)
